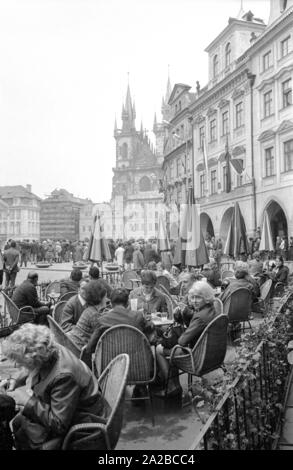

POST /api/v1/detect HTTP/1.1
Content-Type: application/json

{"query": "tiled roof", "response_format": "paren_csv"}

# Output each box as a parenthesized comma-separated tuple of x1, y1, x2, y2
(0, 185, 41, 200)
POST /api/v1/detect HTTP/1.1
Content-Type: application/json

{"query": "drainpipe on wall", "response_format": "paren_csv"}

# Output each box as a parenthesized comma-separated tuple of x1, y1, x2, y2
(247, 71, 257, 235)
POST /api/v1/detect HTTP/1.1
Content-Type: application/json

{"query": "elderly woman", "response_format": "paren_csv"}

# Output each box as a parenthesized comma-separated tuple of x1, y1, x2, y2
(129, 270, 167, 315)
(67, 280, 107, 349)
(1, 324, 109, 450)
(155, 281, 217, 397)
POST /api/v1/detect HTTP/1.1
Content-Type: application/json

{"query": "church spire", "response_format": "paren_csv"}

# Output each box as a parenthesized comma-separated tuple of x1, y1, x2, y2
(122, 82, 136, 132)
(153, 113, 157, 133)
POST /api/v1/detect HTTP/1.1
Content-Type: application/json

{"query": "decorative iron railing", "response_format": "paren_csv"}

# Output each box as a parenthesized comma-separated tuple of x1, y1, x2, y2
(189, 290, 293, 450)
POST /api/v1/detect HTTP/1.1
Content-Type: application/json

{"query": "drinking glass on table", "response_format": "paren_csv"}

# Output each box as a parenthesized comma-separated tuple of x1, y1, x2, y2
(130, 298, 138, 311)
(161, 312, 168, 321)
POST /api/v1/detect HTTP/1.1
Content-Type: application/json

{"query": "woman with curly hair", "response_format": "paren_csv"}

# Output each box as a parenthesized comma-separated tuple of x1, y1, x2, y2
(67, 280, 107, 349)
(0, 323, 109, 450)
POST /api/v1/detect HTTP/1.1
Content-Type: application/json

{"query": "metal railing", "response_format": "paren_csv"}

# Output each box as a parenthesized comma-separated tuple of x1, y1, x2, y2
(189, 291, 292, 450)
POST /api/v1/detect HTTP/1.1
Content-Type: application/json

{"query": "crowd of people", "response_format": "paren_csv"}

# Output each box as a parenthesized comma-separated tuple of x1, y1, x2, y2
(0, 231, 293, 449)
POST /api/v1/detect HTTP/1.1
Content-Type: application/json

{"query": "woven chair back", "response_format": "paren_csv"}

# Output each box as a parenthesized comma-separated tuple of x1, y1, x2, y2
(95, 324, 155, 384)
(47, 315, 81, 358)
(223, 287, 252, 322)
(53, 301, 67, 324)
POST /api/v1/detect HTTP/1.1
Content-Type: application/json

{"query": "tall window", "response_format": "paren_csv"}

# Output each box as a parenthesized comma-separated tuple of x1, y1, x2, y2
(223, 166, 228, 192)
(176, 158, 181, 177)
(235, 102, 243, 128)
(225, 43, 231, 67)
(265, 147, 275, 176)
(263, 50, 272, 71)
(200, 174, 205, 197)
(284, 139, 293, 172)
(264, 90, 273, 117)
(211, 170, 217, 194)
(210, 119, 216, 142)
(199, 126, 205, 149)
(281, 36, 290, 57)
(222, 111, 229, 136)
(282, 79, 292, 108)
(213, 55, 219, 77)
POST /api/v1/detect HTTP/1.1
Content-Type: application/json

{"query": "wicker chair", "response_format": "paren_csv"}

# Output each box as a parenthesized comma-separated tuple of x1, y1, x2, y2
(94, 324, 156, 425)
(58, 291, 77, 303)
(167, 314, 228, 397)
(274, 281, 285, 297)
(223, 287, 253, 332)
(52, 301, 67, 324)
(121, 270, 141, 290)
(45, 281, 61, 303)
(42, 354, 130, 450)
(47, 315, 89, 366)
(213, 297, 223, 315)
(156, 275, 171, 292)
(221, 270, 235, 281)
(0, 291, 36, 337)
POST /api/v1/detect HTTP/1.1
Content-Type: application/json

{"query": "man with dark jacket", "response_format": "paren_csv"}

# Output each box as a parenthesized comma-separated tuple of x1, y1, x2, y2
(220, 261, 260, 304)
(60, 269, 83, 296)
(12, 272, 51, 324)
(3, 241, 20, 288)
(86, 288, 154, 354)
(60, 280, 88, 332)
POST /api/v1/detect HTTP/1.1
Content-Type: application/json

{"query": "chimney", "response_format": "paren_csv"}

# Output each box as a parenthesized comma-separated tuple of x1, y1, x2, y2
(26, 184, 32, 193)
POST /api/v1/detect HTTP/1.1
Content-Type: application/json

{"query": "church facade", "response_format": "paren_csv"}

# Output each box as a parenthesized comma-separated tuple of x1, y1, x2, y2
(111, 84, 164, 240)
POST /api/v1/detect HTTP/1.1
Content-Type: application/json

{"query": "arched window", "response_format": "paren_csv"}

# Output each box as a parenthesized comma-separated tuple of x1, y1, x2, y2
(213, 55, 219, 77)
(139, 176, 151, 192)
(225, 43, 231, 67)
(121, 142, 128, 159)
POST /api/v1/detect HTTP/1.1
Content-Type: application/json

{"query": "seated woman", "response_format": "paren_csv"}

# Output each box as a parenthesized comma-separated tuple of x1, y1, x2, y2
(1, 324, 109, 450)
(271, 255, 289, 286)
(129, 270, 167, 315)
(155, 281, 217, 397)
(67, 280, 107, 349)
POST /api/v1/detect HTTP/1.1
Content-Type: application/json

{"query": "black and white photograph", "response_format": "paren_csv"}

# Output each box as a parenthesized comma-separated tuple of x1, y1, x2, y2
(0, 0, 293, 455)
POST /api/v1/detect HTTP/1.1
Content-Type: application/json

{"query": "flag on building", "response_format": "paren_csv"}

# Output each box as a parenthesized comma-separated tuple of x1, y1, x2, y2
(203, 139, 210, 195)
(224, 137, 232, 193)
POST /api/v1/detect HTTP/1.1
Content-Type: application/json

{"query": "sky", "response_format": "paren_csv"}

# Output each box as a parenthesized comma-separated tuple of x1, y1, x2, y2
(0, 0, 270, 203)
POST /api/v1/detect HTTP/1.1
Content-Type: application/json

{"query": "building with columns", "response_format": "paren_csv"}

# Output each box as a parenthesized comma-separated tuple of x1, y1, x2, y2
(111, 84, 164, 240)
(162, 0, 293, 248)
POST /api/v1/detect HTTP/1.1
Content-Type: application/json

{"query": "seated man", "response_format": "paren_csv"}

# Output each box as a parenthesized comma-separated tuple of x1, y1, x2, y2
(248, 251, 264, 276)
(87, 266, 113, 299)
(201, 262, 221, 288)
(86, 287, 154, 354)
(129, 270, 167, 315)
(60, 269, 83, 296)
(60, 280, 89, 332)
(179, 272, 203, 298)
(220, 261, 260, 305)
(12, 272, 51, 324)
(156, 262, 179, 290)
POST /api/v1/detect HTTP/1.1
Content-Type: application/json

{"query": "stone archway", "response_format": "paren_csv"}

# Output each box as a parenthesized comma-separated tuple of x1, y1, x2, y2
(265, 200, 288, 243)
(219, 207, 234, 244)
(200, 212, 215, 240)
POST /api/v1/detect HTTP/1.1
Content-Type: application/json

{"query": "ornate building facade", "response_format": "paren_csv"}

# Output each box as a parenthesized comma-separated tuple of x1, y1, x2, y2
(0, 185, 41, 243)
(162, 0, 293, 245)
(111, 84, 164, 240)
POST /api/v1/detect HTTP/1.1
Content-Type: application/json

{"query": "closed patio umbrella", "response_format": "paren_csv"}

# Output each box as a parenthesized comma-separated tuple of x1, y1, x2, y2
(259, 211, 274, 252)
(173, 188, 209, 267)
(87, 212, 111, 263)
(223, 202, 248, 258)
(157, 213, 171, 252)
